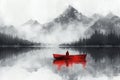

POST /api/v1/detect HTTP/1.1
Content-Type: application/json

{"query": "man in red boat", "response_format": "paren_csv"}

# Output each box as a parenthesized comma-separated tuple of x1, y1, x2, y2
(53, 51, 87, 70)
(66, 51, 69, 56)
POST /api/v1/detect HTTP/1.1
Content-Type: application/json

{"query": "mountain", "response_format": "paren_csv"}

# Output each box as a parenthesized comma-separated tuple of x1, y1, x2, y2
(92, 13, 103, 21)
(0, 25, 18, 36)
(43, 5, 93, 33)
(87, 12, 120, 35)
(54, 5, 92, 24)
(23, 19, 41, 27)
(105, 12, 116, 19)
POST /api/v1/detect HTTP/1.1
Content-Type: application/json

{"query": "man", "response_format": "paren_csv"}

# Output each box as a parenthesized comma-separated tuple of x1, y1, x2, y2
(66, 51, 69, 56)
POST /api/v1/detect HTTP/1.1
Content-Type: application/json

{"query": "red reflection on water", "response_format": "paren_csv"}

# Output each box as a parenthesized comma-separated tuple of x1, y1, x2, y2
(53, 51, 87, 70)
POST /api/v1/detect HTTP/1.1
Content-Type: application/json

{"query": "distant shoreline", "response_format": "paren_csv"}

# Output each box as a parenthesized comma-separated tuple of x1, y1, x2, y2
(1, 45, 120, 48)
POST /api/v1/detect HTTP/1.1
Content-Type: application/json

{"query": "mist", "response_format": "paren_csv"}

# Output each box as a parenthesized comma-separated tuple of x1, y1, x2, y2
(17, 22, 90, 44)
(1, 0, 120, 44)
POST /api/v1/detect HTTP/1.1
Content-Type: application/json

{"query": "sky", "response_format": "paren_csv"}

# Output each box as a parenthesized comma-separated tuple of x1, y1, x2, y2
(0, 0, 120, 26)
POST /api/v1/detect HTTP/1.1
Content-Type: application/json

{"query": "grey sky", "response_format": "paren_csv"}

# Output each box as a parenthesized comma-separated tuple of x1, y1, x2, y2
(0, 0, 120, 26)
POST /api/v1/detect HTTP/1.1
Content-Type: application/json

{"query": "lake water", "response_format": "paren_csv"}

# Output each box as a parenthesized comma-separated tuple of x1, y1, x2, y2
(0, 47, 120, 80)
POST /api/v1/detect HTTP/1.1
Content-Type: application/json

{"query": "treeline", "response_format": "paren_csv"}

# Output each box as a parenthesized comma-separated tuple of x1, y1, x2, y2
(64, 31, 120, 46)
(0, 32, 34, 46)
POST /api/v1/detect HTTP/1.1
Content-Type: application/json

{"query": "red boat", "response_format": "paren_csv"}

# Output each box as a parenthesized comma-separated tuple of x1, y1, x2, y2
(53, 51, 86, 60)
(53, 51, 87, 70)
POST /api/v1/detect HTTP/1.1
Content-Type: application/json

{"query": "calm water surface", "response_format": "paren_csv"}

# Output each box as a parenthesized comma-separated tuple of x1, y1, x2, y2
(0, 47, 120, 80)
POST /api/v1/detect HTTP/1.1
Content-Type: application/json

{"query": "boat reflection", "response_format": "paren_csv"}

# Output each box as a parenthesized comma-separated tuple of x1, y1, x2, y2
(53, 51, 87, 70)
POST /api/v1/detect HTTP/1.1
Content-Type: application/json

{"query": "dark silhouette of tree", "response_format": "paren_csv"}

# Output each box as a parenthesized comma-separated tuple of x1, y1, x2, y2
(0, 32, 34, 46)
(62, 30, 120, 46)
